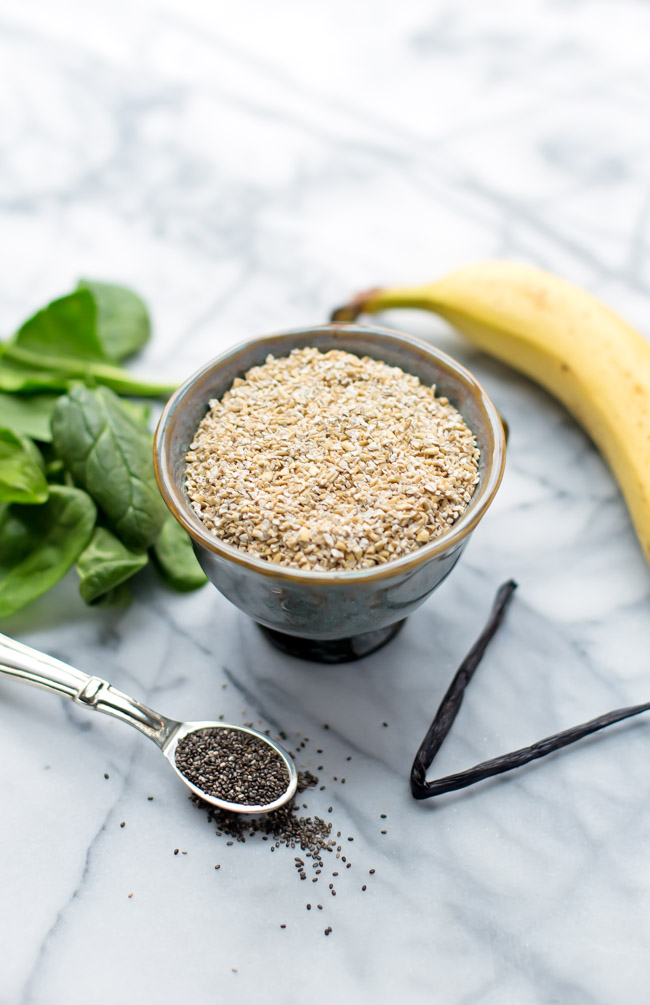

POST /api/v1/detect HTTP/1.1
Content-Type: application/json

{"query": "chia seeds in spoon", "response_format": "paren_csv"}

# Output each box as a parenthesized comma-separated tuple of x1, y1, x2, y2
(175, 728, 290, 807)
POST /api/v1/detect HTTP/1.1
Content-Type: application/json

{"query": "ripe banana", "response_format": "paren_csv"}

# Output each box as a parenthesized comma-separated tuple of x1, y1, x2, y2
(332, 262, 650, 563)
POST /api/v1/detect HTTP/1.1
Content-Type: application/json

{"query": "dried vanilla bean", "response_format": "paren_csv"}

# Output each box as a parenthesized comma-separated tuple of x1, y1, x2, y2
(411, 580, 650, 799)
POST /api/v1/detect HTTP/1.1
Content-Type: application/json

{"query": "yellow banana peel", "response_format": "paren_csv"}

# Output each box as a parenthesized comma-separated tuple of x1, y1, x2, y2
(332, 262, 650, 563)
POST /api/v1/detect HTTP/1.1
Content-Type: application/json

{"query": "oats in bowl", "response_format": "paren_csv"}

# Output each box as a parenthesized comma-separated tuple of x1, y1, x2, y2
(185, 347, 479, 572)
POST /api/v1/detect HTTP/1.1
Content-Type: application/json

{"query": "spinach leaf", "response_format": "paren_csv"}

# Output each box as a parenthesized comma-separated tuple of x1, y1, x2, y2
(1, 290, 175, 398)
(52, 385, 166, 550)
(92, 582, 133, 608)
(119, 398, 152, 427)
(13, 289, 107, 361)
(152, 515, 208, 592)
(0, 355, 174, 398)
(78, 279, 151, 362)
(0, 486, 96, 618)
(0, 391, 59, 441)
(0, 355, 74, 394)
(76, 526, 147, 605)
(44, 458, 66, 483)
(0, 429, 48, 504)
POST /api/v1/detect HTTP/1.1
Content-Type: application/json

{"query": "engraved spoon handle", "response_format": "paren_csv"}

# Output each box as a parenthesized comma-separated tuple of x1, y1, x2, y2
(0, 632, 179, 747)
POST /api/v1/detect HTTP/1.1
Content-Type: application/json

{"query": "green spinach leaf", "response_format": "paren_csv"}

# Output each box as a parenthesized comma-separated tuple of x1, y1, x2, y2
(92, 582, 133, 608)
(0, 391, 59, 441)
(77, 526, 148, 605)
(13, 289, 107, 361)
(152, 515, 208, 592)
(0, 354, 74, 394)
(0, 429, 48, 504)
(0, 486, 96, 618)
(52, 386, 166, 550)
(1, 290, 175, 398)
(78, 279, 151, 362)
(119, 398, 152, 427)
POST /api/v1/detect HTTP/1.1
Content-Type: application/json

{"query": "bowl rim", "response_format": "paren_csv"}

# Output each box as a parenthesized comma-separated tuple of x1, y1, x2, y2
(154, 323, 506, 584)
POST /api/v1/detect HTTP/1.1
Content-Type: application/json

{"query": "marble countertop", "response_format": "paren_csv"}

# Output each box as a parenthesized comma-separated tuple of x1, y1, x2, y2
(2, 1, 650, 1002)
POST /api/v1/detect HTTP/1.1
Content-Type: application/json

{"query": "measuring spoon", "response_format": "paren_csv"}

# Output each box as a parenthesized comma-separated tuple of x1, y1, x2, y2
(0, 632, 298, 814)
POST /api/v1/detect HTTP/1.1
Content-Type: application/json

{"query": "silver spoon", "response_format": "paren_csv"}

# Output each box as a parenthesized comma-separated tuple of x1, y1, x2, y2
(0, 632, 298, 814)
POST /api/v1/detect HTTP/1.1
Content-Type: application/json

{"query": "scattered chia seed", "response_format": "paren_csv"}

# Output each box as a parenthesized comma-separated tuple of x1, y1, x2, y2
(120, 822, 125, 828)
(104, 773, 109, 779)
(369, 869, 375, 874)
(175, 728, 290, 807)
(188, 734, 383, 934)
(190, 770, 334, 869)
(174, 848, 179, 855)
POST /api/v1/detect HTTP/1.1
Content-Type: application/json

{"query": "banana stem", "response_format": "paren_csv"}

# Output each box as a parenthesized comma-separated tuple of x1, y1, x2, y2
(330, 287, 443, 324)
(330, 288, 382, 323)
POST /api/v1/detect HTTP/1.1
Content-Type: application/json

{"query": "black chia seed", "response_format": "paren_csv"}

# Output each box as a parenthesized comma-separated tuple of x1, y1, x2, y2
(188, 732, 378, 928)
(175, 728, 290, 807)
(190, 769, 334, 871)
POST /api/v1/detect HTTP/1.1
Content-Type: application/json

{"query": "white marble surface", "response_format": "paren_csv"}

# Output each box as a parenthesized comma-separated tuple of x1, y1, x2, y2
(2, 1, 650, 1002)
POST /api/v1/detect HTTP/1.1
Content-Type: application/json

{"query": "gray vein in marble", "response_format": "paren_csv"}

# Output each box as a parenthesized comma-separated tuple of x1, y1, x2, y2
(18, 742, 141, 1005)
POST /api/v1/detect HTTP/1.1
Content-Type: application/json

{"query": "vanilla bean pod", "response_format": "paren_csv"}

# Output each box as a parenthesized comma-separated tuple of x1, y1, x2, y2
(411, 580, 650, 799)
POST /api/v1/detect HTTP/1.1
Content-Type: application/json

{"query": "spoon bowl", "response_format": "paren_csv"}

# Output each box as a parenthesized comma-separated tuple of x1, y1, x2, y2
(0, 632, 298, 814)
(163, 720, 298, 814)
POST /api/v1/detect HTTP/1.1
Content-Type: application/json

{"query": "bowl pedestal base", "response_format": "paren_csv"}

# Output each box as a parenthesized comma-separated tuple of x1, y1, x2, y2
(257, 619, 406, 664)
